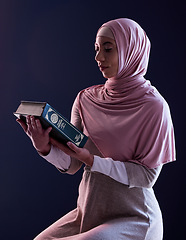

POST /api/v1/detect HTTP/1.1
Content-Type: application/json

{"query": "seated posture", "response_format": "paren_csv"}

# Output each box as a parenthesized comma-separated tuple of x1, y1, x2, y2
(17, 18, 176, 240)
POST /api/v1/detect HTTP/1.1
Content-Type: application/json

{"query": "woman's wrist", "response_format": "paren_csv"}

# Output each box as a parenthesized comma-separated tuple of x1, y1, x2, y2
(88, 154, 94, 167)
(37, 144, 51, 156)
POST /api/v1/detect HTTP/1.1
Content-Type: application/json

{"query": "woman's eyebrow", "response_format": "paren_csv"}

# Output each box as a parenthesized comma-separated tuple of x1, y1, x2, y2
(103, 41, 113, 45)
(94, 41, 113, 46)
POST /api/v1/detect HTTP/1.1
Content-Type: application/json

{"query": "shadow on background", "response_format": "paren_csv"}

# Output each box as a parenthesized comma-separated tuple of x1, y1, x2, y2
(0, 0, 185, 239)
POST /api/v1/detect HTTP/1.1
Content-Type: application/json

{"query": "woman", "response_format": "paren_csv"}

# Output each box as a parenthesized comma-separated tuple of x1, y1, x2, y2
(17, 18, 176, 240)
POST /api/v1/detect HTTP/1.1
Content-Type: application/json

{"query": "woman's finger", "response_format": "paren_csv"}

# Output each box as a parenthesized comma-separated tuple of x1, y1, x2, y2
(67, 142, 81, 154)
(35, 119, 43, 133)
(45, 126, 53, 136)
(50, 138, 73, 155)
(30, 116, 37, 130)
(26, 115, 31, 124)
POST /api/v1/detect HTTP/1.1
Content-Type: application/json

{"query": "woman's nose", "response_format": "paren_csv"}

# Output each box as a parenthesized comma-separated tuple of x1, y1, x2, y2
(95, 50, 105, 62)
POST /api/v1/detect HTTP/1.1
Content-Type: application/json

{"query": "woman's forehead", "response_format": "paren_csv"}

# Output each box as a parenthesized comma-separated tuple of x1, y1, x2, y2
(96, 26, 115, 40)
(95, 36, 116, 46)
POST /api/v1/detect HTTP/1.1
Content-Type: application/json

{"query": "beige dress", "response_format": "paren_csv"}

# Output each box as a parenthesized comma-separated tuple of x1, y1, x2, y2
(34, 99, 163, 240)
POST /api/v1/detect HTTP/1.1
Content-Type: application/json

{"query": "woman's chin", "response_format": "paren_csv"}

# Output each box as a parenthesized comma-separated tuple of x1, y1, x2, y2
(102, 72, 115, 79)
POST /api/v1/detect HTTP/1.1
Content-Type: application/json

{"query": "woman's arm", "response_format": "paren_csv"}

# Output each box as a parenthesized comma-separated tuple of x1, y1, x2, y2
(91, 155, 162, 188)
(41, 95, 93, 175)
(16, 96, 92, 174)
(45, 95, 162, 185)
(62, 95, 92, 174)
(124, 161, 162, 188)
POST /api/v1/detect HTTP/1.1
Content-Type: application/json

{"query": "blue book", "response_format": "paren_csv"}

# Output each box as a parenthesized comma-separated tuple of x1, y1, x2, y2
(14, 101, 88, 148)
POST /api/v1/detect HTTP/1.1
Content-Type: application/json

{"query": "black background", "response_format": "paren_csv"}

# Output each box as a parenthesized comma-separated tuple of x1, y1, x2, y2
(0, 0, 185, 239)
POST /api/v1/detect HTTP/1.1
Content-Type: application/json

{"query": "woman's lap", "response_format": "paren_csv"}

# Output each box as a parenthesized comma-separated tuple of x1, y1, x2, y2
(34, 216, 149, 240)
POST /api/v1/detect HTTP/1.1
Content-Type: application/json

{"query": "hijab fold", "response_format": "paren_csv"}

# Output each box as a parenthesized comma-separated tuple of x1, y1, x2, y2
(77, 18, 175, 169)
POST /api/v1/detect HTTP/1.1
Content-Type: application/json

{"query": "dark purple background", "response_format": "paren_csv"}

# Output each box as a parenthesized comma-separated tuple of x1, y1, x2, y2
(0, 0, 185, 239)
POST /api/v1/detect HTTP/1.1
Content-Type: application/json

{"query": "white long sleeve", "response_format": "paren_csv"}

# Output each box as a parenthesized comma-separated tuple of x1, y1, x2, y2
(91, 155, 129, 185)
(41, 145, 71, 171)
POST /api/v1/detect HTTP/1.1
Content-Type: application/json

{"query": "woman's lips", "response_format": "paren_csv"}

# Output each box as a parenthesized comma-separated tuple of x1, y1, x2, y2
(99, 66, 108, 71)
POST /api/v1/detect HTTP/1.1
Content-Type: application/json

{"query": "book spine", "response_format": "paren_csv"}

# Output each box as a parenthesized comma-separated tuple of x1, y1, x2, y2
(42, 104, 88, 148)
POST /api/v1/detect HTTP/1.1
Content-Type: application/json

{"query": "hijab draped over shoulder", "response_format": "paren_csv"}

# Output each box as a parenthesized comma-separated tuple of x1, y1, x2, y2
(76, 18, 175, 169)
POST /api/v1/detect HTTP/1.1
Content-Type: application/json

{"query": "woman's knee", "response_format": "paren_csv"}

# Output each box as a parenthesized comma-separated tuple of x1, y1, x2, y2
(33, 229, 52, 240)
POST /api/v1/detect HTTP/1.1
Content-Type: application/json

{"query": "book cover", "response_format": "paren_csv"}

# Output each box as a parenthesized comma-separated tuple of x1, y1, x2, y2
(14, 101, 88, 148)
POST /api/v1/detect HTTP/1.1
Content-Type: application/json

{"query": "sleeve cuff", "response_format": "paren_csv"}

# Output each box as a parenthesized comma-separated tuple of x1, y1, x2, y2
(41, 145, 71, 171)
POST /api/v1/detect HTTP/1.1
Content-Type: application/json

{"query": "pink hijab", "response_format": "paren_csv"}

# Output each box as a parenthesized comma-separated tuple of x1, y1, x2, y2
(77, 18, 176, 168)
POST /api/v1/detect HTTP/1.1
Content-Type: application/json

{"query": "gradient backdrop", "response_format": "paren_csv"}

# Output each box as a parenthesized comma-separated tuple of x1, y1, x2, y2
(0, 0, 185, 239)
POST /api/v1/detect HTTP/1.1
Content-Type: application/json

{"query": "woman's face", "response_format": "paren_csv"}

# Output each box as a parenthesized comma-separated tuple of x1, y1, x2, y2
(95, 36, 118, 79)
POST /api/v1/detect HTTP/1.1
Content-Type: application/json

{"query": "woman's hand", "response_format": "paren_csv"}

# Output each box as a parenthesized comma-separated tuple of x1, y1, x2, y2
(50, 138, 94, 167)
(16, 115, 52, 155)
(16, 115, 94, 166)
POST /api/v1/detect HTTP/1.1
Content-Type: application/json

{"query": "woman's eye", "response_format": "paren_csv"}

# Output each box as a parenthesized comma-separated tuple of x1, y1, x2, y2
(105, 48, 112, 52)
